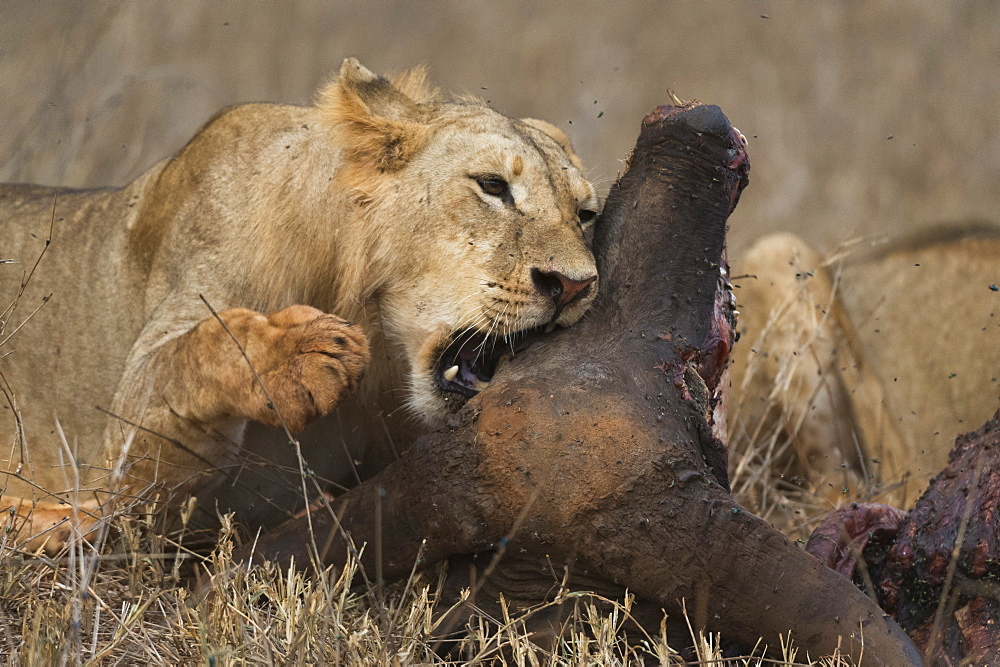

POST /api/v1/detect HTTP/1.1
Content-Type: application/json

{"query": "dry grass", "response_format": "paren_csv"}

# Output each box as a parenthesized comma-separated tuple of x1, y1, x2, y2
(725, 236, 900, 546)
(0, 500, 854, 666)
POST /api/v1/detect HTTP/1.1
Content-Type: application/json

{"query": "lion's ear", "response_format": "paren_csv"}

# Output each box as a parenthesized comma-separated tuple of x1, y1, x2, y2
(319, 58, 432, 172)
(520, 118, 584, 170)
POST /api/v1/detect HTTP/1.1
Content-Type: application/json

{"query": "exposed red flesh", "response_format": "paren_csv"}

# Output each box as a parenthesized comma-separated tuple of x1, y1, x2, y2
(809, 410, 1000, 664)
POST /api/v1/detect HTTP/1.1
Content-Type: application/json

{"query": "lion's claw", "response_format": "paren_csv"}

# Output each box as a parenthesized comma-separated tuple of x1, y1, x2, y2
(241, 306, 370, 431)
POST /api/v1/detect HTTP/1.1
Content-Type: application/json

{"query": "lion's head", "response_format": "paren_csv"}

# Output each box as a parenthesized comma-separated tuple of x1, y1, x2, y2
(319, 59, 599, 422)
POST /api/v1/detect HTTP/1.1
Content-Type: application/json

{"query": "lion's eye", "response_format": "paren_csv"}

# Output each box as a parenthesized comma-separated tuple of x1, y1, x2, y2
(477, 176, 509, 198)
(578, 209, 597, 224)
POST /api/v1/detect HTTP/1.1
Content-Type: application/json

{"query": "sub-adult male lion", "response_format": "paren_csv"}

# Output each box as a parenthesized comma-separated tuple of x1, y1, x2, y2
(0, 59, 600, 552)
(729, 227, 1000, 507)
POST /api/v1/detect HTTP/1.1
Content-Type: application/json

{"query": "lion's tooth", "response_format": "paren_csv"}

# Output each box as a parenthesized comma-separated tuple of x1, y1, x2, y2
(545, 323, 557, 333)
(443, 365, 459, 381)
(475, 379, 491, 391)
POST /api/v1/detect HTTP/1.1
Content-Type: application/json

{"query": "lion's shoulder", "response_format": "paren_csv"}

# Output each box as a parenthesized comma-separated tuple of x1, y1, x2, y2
(843, 221, 1000, 266)
(169, 101, 319, 167)
(838, 224, 1000, 314)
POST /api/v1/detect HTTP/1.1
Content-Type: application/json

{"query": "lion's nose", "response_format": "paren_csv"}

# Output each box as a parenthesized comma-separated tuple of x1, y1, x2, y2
(530, 268, 596, 315)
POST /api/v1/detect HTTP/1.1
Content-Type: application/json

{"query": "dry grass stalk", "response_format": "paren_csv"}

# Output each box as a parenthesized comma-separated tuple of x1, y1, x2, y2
(0, 498, 858, 665)
(727, 239, 883, 544)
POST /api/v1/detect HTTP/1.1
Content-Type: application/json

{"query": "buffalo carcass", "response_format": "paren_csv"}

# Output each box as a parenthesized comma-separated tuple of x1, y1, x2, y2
(238, 103, 921, 664)
(808, 410, 1000, 664)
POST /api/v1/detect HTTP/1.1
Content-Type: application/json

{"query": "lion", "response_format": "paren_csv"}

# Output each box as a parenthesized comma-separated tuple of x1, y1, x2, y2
(0, 58, 600, 552)
(728, 226, 1000, 508)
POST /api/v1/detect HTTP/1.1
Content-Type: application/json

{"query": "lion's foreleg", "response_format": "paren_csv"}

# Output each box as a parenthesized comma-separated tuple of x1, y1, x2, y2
(105, 304, 370, 509)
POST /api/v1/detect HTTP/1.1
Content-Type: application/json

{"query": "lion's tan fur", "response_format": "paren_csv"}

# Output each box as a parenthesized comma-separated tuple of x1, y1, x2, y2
(729, 229, 1000, 507)
(0, 59, 599, 551)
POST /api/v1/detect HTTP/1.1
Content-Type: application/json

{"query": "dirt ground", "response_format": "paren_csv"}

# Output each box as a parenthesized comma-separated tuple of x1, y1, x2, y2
(2, 1, 999, 255)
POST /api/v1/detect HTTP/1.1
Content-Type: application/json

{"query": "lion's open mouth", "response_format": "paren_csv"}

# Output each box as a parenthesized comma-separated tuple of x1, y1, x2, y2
(434, 327, 544, 398)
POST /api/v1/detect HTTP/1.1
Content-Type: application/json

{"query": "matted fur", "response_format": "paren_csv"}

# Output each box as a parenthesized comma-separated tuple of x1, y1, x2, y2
(0, 58, 599, 552)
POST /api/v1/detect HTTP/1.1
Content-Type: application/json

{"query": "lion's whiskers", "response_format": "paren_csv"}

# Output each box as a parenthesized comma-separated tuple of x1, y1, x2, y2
(476, 301, 508, 363)
(428, 311, 491, 370)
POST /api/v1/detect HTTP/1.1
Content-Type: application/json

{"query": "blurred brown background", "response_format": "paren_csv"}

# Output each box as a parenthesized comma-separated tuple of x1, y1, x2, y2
(2, 1, 998, 254)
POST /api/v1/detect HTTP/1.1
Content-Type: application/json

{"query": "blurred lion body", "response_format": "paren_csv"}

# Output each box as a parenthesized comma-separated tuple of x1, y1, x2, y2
(0, 59, 598, 551)
(730, 228, 1000, 506)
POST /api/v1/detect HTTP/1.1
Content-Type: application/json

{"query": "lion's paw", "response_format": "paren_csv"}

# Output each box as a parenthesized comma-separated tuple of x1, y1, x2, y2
(2, 496, 102, 555)
(248, 305, 370, 432)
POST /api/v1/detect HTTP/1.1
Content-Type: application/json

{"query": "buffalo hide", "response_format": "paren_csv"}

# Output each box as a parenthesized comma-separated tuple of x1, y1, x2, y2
(241, 104, 921, 665)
